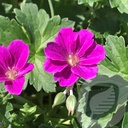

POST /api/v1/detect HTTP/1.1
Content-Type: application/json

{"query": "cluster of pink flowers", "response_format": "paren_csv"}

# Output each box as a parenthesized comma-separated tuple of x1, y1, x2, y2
(0, 28, 105, 95)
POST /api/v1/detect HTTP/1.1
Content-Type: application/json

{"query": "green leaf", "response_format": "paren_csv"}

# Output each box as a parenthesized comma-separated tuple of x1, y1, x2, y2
(41, 16, 75, 48)
(14, 3, 50, 45)
(0, 83, 6, 93)
(78, 75, 128, 128)
(98, 35, 128, 81)
(0, 89, 13, 104)
(5, 102, 13, 122)
(98, 58, 118, 77)
(122, 110, 128, 128)
(20, 103, 37, 116)
(29, 54, 56, 92)
(2, 3, 13, 13)
(0, 101, 13, 127)
(6, 102, 13, 112)
(109, 0, 128, 14)
(0, 112, 9, 128)
(78, 0, 100, 6)
(0, 16, 28, 45)
(14, 3, 74, 92)
(14, 3, 74, 49)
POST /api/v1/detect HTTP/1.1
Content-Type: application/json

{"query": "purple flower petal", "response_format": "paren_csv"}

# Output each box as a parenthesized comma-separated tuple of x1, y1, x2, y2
(54, 66, 79, 86)
(44, 59, 68, 73)
(0, 46, 12, 70)
(8, 40, 29, 69)
(77, 30, 95, 56)
(77, 29, 94, 47)
(44, 42, 66, 61)
(0, 65, 8, 81)
(5, 77, 25, 95)
(55, 28, 78, 54)
(71, 65, 98, 80)
(0, 76, 8, 82)
(18, 63, 34, 77)
(80, 44, 105, 65)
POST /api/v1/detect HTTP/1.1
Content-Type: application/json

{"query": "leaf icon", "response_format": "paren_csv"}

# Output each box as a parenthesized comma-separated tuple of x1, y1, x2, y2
(86, 84, 118, 119)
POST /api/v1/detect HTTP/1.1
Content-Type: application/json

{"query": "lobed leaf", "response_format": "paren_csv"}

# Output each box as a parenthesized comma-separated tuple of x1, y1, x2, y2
(109, 0, 128, 14)
(122, 111, 128, 128)
(29, 54, 56, 92)
(14, 3, 49, 45)
(0, 16, 28, 45)
(14, 3, 74, 92)
(98, 35, 128, 81)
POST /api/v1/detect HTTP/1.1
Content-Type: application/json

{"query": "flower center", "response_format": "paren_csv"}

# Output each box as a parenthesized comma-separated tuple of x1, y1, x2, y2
(68, 54, 79, 66)
(5, 67, 18, 80)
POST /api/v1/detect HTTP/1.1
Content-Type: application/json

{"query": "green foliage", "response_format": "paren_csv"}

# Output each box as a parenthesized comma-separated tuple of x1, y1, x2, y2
(0, 90, 13, 127)
(1, 0, 128, 127)
(99, 35, 128, 81)
(88, 7, 120, 38)
(0, 16, 28, 45)
(109, 0, 128, 14)
(14, 3, 74, 92)
(14, 3, 49, 45)
(20, 103, 37, 115)
(78, 0, 101, 6)
(29, 54, 56, 92)
(122, 110, 128, 128)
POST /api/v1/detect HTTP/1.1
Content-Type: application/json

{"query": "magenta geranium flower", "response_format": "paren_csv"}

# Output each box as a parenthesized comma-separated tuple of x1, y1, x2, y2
(0, 39, 34, 95)
(44, 28, 105, 87)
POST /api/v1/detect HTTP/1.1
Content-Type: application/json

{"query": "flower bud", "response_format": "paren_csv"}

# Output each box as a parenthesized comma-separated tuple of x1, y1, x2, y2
(66, 95, 77, 116)
(52, 92, 66, 108)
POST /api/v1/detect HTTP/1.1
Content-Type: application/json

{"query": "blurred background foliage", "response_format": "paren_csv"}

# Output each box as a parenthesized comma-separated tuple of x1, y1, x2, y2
(1, 0, 128, 44)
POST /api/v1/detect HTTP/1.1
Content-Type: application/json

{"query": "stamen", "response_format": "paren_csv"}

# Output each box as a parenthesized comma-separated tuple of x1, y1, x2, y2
(68, 54, 79, 66)
(5, 67, 18, 80)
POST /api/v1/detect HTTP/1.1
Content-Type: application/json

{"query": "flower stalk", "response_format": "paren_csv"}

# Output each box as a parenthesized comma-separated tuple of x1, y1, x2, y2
(48, 0, 54, 17)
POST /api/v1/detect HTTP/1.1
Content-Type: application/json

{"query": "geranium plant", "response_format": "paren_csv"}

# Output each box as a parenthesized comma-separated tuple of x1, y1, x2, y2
(0, 0, 128, 128)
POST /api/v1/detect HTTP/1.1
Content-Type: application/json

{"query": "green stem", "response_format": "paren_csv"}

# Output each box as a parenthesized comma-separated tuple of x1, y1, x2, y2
(76, 83, 80, 96)
(48, 0, 54, 17)
(71, 117, 82, 128)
